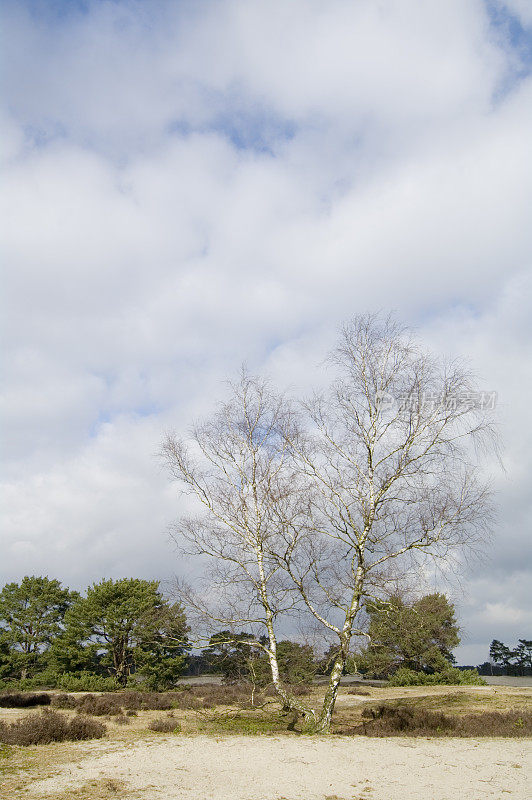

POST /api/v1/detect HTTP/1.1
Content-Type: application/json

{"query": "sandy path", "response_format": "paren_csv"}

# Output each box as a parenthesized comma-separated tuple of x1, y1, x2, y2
(27, 735, 531, 800)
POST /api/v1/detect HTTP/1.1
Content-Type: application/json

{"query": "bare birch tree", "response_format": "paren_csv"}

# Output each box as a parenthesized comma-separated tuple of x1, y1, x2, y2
(162, 315, 497, 732)
(277, 313, 497, 730)
(161, 370, 316, 724)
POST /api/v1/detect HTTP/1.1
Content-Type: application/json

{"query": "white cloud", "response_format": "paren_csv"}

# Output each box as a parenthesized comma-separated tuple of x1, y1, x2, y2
(1, 0, 531, 662)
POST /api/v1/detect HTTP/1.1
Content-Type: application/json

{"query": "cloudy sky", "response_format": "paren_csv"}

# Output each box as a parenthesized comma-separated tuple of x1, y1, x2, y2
(1, 0, 531, 665)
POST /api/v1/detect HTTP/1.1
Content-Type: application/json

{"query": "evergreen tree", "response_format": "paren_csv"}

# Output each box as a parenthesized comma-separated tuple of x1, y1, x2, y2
(0, 576, 78, 679)
(355, 593, 460, 677)
(52, 578, 188, 687)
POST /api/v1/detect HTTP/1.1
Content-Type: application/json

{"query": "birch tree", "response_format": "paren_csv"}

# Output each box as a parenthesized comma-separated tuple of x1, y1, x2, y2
(161, 371, 317, 724)
(162, 316, 496, 732)
(278, 314, 496, 730)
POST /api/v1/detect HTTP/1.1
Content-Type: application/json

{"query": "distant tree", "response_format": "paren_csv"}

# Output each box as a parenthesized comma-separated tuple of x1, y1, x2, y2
(202, 631, 268, 684)
(354, 593, 460, 677)
(514, 639, 532, 674)
(182, 652, 211, 676)
(0, 576, 78, 680)
(490, 638, 532, 676)
(317, 644, 342, 676)
(52, 578, 188, 687)
(202, 633, 315, 686)
(489, 639, 514, 673)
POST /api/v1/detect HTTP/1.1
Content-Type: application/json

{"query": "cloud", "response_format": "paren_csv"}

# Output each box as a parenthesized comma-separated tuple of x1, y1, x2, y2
(1, 0, 531, 664)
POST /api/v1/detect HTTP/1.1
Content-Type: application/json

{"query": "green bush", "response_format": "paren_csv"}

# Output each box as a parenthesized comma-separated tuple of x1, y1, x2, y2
(0, 670, 120, 692)
(55, 672, 120, 692)
(389, 667, 486, 686)
(0, 669, 61, 691)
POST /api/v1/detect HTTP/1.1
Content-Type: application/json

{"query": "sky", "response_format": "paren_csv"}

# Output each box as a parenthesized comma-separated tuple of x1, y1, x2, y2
(1, 0, 531, 666)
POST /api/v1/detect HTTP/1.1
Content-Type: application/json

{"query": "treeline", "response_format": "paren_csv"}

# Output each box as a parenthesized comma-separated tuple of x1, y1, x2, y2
(478, 639, 532, 676)
(1, 577, 514, 690)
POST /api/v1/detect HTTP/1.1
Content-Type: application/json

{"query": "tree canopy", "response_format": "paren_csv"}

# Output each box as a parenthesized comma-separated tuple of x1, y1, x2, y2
(0, 576, 78, 680)
(52, 578, 189, 687)
(354, 593, 460, 677)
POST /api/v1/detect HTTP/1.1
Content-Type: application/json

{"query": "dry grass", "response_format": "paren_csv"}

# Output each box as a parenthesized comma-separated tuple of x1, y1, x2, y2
(37, 777, 138, 800)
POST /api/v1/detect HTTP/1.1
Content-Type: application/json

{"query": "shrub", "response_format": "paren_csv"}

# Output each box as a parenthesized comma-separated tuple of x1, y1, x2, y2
(0, 693, 51, 708)
(66, 715, 107, 740)
(51, 693, 79, 709)
(55, 672, 120, 692)
(52, 692, 128, 715)
(120, 691, 174, 711)
(7, 669, 61, 690)
(358, 704, 532, 737)
(456, 711, 532, 737)
(389, 667, 486, 686)
(291, 685, 312, 696)
(148, 717, 181, 733)
(74, 695, 122, 716)
(0, 709, 106, 745)
(360, 704, 456, 735)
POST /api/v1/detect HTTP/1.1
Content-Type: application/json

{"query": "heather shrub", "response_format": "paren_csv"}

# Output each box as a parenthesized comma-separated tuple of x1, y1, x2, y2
(148, 717, 181, 733)
(66, 715, 107, 740)
(360, 704, 457, 735)
(169, 693, 202, 710)
(120, 691, 174, 711)
(291, 685, 312, 696)
(358, 705, 532, 737)
(0, 709, 106, 745)
(51, 693, 79, 709)
(0, 693, 51, 708)
(456, 711, 532, 737)
(75, 695, 123, 716)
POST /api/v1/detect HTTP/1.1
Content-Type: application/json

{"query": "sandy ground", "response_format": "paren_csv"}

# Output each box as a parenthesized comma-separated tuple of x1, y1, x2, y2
(23, 734, 532, 800)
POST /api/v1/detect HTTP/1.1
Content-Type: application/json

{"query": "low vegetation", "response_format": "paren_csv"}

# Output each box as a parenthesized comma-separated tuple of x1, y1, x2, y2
(148, 716, 181, 733)
(0, 709, 106, 745)
(389, 667, 486, 686)
(0, 692, 51, 708)
(358, 704, 532, 737)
